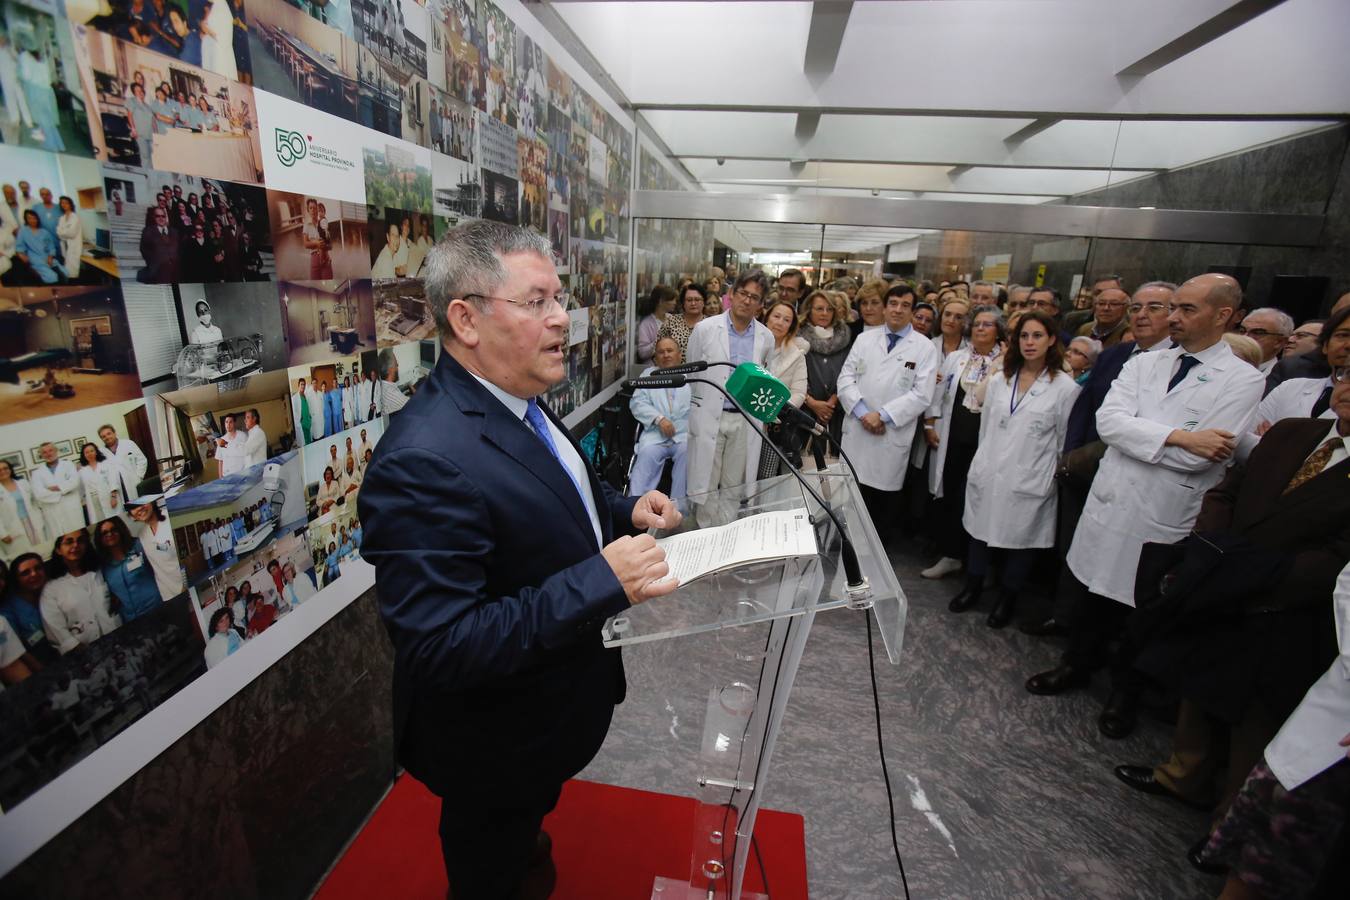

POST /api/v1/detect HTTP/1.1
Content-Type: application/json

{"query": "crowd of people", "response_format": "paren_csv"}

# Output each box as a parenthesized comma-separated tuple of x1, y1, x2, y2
(0, 495, 184, 684)
(136, 178, 267, 283)
(631, 265, 1350, 897)
(90, 0, 243, 82)
(1, 181, 89, 285)
(202, 555, 318, 669)
(196, 498, 276, 572)
(292, 372, 390, 445)
(313, 429, 373, 519)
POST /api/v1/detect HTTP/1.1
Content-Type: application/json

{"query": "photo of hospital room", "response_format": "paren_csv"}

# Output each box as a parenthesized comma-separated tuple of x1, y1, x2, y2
(166, 448, 307, 587)
(246, 0, 360, 124)
(75, 28, 263, 184)
(0, 0, 95, 156)
(1, 146, 118, 287)
(267, 190, 370, 282)
(0, 285, 142, 425)
(149, 369, 297, 496)
(279, 279, 376, 365)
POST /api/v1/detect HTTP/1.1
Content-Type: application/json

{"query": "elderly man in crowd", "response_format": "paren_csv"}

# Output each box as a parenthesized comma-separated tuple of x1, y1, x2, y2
(1077, 282, 1133, 349)
(1027, 273, 1265, 740)
(1236, 307, 1295, 378)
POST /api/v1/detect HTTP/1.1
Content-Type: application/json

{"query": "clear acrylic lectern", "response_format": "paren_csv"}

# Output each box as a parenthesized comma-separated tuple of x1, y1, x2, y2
(601, 467, 908, 900)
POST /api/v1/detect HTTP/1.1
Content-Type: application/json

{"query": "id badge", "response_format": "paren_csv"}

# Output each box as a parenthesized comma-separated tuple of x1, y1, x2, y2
(126, 553, 144, 571)
(997, 415, 1010, 430)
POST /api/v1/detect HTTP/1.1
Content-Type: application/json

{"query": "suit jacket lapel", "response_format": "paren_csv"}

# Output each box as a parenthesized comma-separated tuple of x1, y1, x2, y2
(1247, 424, 1348, 526)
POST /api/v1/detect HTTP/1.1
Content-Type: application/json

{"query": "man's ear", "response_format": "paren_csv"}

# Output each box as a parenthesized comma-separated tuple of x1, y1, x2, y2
(445, 299, 480, 348)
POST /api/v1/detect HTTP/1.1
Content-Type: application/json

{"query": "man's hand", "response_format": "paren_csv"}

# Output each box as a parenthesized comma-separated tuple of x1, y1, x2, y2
(804, 396, 832, 422)
(1167, 428, 1236, 462)
(1341, 731, 1350, 760)
(1255, 420, 1272, 437)
(632, 490, 682, 531)
(601, 533, 675, 605)
(924, 426, 940, 449)
(861, 411, 886, 435)
(656, 417, 675, 439)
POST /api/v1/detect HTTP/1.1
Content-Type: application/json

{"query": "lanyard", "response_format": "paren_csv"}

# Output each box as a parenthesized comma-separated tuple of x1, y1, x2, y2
(1009, 369, 1035, 416)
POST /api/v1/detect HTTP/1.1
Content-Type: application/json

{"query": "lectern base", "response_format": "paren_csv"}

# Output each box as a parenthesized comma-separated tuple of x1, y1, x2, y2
(651, 876, 767, 900)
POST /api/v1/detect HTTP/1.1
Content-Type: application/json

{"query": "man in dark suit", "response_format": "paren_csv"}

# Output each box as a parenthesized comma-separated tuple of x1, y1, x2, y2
(138, 205, 179, 282)
(1023, 280, 1176, 635)
(359, 221, 680, 899)
(1115, 377, 1350, 862)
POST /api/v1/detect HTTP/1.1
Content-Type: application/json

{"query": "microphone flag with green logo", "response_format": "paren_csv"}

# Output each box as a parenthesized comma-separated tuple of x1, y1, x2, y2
(725, 363, 791, 424)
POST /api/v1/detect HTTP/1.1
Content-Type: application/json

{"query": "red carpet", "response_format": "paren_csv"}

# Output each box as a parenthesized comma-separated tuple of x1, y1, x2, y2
(315, 775, 809, 899)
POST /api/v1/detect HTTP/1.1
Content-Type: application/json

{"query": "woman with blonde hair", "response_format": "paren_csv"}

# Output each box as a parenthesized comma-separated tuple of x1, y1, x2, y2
(850, 280, 886, 340)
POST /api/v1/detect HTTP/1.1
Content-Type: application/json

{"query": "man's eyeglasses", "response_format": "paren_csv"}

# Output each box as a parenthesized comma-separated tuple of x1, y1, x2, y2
(1028, 299, 1058, 311)
(1127, 302, 1168, 315)
(1236, 326, 1286, 340)
(463, 293, 564, 318)
(734, 288, 764, 303)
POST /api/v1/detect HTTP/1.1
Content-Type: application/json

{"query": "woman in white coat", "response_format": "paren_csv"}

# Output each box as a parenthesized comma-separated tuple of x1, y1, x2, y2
(55, 195, 81, 279)
(836, 285, 938, 539)
(40, 528, 121, 654)
(77, 442, 123, 525)
(0, 460, 47, 563)
(757, 299, 810, 478)
(129, 499, 184, 601)
(919, 306, 1006, 580)
(950, 311, 1080, 628)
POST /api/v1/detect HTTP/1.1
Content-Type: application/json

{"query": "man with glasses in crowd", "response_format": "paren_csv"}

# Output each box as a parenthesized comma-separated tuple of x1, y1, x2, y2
(1078, 282, 1132, 348)
(684, 270, 774, 504)
(360, 220, 681, 900)
(1237, 307, 1295, 378)
(775, 267, 807, 312)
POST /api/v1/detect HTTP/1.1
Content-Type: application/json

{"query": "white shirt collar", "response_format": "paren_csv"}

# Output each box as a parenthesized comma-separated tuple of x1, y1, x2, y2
(468, 371, 529, 420)
(1174, 338, 1231, 366)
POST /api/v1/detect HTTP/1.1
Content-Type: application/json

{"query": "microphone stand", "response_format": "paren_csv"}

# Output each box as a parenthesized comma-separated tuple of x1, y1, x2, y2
(686, 377, 869, 596)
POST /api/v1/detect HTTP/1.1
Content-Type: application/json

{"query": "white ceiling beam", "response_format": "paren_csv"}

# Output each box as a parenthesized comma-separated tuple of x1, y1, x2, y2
(794, 112, 821, 140)
(803, 2, 853, 76)
(1004, 117, 1061, 146)
(1116, 0, 1288, 77)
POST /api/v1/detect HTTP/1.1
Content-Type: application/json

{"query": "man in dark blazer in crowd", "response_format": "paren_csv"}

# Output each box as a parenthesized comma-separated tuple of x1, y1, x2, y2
(138, 204, 179, 283)
(359, 221, 681, 899)
(1115, 368, 1350, 865)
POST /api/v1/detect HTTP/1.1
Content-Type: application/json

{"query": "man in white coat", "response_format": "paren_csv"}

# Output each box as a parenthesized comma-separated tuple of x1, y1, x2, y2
(683, 271, 773, 510)
(837, 284, 937, 543)
(242, 408, 268, 470)
(215, 413, 247, 477)
(1028, 273, 1265, 739)
(98, 423, 148, 503)
(30, 443, 84, 534)
(306, 379, 326, 441)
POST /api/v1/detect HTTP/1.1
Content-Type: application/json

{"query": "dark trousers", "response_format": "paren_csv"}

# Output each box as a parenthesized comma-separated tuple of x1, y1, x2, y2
(934, 440, 977, 561)
(438, 783, 561, 899)
(1050, 479, 1090, 622)
(1061, 573, 1145, 694)
(967, 540, 1036, 592)
(859, 484, 899, 542)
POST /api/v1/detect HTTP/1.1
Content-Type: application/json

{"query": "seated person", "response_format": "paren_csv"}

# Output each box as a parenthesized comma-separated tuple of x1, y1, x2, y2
(14, 210, 65, 284)
(627, 336, 691, 499)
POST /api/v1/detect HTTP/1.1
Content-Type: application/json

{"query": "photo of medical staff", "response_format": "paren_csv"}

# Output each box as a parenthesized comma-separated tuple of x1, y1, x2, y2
(193, 529, 316, 669)
(300, 415, 382, 522)
(306, 503, 362, 587)
(367, 206, 431, 281)
(106, 166, 273, 285)
(149, 369, 297, 494)
(0, 1, 95, 156)
(352, 340, 428, 419)
(0, 286, 144, 426)
(74, 28, 263, 183)
(165, 447, 305, 586)
(287, 356, 376, 445)
(0, 553, 203, 811)
(1, 148, 118, 287)
(68, 0, 253, 85)
(279, 279, 376, 365)
(267, 190, 370, 282)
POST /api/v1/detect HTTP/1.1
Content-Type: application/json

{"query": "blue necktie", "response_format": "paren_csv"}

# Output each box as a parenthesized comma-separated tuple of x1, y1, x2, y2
(524, 399, 585, 500)
(1167, 354, 1200, 392)
(886, 332, 900, 353)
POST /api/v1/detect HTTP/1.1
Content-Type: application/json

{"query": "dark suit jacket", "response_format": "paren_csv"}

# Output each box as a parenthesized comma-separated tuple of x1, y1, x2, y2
(138, 225, 179, 282)
(358, 352, 639, 805)
(1265, 349, 1330, 394)
(1138, 417, 1350, 720)
(1064, 340, 1137, 451)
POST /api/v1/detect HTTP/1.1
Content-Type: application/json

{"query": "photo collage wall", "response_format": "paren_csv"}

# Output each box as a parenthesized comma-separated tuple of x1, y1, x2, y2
(633, 142, 714, 305)
(0, 0, 664, 816)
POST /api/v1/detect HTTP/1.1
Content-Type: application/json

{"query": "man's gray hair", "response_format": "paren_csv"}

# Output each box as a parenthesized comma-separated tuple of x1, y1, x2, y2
(1134, 280, 1178, 298)
(423, 220, 552, 339)
(971, 280, 996, 291)
(1246, 306, 1295, 335)
(377, 347, 398, 380)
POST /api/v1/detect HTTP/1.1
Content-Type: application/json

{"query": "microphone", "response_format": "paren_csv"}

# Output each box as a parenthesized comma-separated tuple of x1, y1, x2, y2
(651, 360, 733, 376)
(775, 402, 826, 437)
(686, 374, 868, 593)
(625, 373, 688, 389)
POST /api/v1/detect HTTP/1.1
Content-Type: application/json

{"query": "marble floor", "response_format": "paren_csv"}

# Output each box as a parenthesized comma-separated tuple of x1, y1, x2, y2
(581, 540, 1221, 899)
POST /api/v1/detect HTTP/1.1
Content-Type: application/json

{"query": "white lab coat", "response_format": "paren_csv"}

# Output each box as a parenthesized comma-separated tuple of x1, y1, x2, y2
(305, 387, 326, 439)
(1066, 342, 1265, 606)
(242, 426, 268, 469)
(56, 211, 82, 278)
(1265, 559, 1350, 790)
(1238, 377, 1333, 461)
(40, 571, 122, 654)
(963, 369, 1080, 549)
(78, 462, 122, 524)
(0, 479, 47, 561)
(286, 571, 318, 605)
(924, 346, 1002, 499)
(342, 386, 358, 426)
(29, 460, 84, 534)
(190, 322, 224, 345)
(107, 438, 148, 499)
(683, 312, 774, 497)
(217, 431, 247, 476)
(0, 200, 17, 278)
(837, 328, 938, 491)
(629, 368, 691, 449)
(136, 518, 184, 600)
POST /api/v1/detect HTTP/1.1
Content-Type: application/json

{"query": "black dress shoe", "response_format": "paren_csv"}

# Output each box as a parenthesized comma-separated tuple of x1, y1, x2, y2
(1098, 689, 1139, 739)
(947, 580, 983, 613)
(1187, 835, 1228, 876)
(1025, 663, 1089, 695)
(986, 590, 1017, 629)
(1019, 616, 1069, 637)
(1113, 765, 1213, 811)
